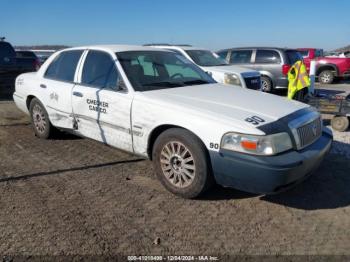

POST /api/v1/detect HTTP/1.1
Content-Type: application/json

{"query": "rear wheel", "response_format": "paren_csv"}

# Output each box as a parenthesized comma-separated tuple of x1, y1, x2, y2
(152, 128, 213, 198)
(331, 116, 349, 132)
(261, 76, 272, 92)
(318, 70, 334, 84)
(29, 98, 54, 139)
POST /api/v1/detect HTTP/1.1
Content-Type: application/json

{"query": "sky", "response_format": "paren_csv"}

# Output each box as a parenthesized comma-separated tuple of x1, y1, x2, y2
(1, 0, 349, 51)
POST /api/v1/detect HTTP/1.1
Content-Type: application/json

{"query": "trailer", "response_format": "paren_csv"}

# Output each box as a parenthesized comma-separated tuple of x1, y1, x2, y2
(308, 92, 350, 132)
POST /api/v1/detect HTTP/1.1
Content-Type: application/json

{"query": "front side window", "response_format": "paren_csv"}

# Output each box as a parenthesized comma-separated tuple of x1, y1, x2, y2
(45, 50, 83, 82)
(230, 50, 252, 64)
(81, 50, 119, 90)
(117, 51, 215, 91)
(255, 50, 281, 64)
(185, 50, 227, 67)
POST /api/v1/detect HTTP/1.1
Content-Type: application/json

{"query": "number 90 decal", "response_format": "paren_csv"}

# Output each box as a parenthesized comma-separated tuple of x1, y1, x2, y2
(245, 116, 265, 125)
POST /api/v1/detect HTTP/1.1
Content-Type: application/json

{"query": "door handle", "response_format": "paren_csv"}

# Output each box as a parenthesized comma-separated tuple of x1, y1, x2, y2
(40, 84, 47, 88)
(73, 91, 83, 97)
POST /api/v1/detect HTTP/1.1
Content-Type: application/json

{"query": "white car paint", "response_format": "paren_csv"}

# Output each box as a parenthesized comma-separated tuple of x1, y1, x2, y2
(14, 45, 309, 159)
(147, 45, 261, 89)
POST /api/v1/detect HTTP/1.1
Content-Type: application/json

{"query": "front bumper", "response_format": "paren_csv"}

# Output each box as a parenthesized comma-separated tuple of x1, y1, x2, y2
(209, 129, 333, 194)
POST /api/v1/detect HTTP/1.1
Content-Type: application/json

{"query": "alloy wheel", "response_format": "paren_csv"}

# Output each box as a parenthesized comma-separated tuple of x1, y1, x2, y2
(160, 141, 196, 188)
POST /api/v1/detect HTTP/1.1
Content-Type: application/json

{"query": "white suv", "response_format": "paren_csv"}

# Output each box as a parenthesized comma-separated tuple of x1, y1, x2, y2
(146, 44, 261, 90)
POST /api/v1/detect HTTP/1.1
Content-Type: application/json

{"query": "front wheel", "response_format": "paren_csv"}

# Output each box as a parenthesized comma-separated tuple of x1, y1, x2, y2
(152, 128, 214, 198)
(261, 76, 272, 92)
(29, 98, 54, 139)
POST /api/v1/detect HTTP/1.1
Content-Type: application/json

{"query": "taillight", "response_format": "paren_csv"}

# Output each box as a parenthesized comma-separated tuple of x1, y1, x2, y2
(33, 59, 41, 71)
(282, 64, 290, 75)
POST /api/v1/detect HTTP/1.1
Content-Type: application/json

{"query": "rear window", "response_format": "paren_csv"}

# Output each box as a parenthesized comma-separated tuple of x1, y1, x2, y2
(315, 49, 323, 57)
(255, 50, 281, 64)
(0, 42, 16, 58)
(299, 50, 309, 57)
(45, 50, 83, 82)
(16, 51, 37, 59)
(285, 50, 303, 65)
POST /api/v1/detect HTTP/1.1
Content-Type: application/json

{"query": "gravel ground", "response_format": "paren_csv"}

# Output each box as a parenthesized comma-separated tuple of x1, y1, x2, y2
(0, 83, 350, 259)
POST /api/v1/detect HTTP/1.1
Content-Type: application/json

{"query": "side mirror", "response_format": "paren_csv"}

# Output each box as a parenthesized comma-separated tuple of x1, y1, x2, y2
(117, 78, 127, 92)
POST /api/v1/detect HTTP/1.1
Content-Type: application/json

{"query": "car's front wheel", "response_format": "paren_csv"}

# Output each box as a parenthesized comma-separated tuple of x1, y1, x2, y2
(261, 76, 272, 92)
(152, 128, 214, 198)
(29, 98, 54, 139)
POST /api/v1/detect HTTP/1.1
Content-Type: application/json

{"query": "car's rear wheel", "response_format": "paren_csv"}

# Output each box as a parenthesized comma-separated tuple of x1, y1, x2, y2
(331, 116, 349, 132)
(29, 98, 54, 139)
(261, 76, 272, 92)
(318, 70, 334, 84)
(152, 128, 213, 198)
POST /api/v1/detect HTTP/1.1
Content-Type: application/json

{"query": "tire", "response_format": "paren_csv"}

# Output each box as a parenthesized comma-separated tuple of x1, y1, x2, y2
(261, 76, 272, 92)
(29, 98, 54, 139)
(152, 128, 214, 198)
(318, 70, 334, 84)
(331, 116, 349, 132)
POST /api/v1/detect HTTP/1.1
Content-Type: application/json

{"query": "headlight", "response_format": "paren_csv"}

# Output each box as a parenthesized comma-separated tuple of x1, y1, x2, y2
(224, 73, 241, 86)
(221, 132, 292, 155)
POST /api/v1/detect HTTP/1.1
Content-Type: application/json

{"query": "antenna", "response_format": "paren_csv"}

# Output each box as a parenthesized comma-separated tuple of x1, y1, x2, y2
(0, 37, 6, 41)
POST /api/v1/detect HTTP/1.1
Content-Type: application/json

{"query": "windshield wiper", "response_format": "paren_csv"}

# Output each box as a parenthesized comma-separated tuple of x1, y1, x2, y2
(183, 79, 211, 85)
(142, 81, 184, 87)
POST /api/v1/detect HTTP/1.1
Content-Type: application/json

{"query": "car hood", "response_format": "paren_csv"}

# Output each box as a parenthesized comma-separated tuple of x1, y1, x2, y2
(138, 83, 309, 128)
(201, 65, 260, 76)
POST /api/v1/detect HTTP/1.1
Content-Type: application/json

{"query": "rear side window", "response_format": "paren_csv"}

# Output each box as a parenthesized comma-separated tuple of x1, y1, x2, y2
(45, 50, 83, 82)
(217, 50, 228, 60)
(255, 50, 281, 64)
(81, 50, 119, 89)
(230, 50, 252, 64)
(285, 50, 303, 65)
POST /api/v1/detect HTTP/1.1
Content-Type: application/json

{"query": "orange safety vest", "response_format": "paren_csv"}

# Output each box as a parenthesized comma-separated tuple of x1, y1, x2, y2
(287, 61, 310, 99)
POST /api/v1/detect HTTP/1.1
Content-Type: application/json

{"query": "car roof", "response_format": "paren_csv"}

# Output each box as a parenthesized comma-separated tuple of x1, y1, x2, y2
(146, 44, 208, 51)
(61, 45, 169, 53)
(217, 47, 298, 52)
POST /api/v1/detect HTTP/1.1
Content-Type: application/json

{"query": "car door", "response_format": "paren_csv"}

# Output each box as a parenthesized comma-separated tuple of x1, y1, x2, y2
(41, 50, 84, 129)
(72, 49, 133, 152)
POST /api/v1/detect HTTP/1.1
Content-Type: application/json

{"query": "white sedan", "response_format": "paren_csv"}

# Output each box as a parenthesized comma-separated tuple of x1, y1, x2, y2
(13, 45, 332, 198)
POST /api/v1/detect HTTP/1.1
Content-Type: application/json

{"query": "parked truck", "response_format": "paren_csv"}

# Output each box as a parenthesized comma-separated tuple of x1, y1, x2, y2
(0, 38, 40, 97)
(298, 48, 350, 84)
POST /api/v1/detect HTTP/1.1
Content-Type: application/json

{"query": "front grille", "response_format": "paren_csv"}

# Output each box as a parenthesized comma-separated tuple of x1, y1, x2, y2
(296, 117, 322, 149)
(244, 76, 261, 90)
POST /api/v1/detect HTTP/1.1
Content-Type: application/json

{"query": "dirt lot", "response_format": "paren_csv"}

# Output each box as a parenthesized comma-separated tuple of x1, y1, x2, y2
(0, 83, 350, 259)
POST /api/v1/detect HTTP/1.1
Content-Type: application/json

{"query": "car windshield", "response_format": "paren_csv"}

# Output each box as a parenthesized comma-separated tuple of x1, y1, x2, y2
(185, 50, 228, 67)
(116, 51, 216, 91)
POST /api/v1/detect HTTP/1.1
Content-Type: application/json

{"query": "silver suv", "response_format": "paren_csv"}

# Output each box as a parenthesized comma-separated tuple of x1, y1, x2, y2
(217, 47, 302, 92)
